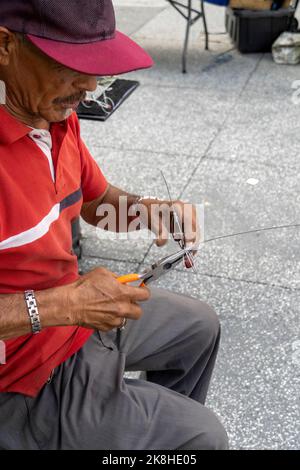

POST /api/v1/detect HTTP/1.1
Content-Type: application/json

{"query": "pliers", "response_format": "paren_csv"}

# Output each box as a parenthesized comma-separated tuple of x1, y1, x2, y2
(117, 248, 195, 287)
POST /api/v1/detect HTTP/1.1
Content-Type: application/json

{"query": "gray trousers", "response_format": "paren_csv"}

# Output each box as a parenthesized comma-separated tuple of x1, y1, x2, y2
(0, 287, 228, 450)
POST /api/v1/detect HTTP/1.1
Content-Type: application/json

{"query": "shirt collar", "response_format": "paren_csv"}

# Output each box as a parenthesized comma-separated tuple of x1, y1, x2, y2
(0, 105, 68, 146)
(0, 105, 31, 145)
(28, 128, 53, 151)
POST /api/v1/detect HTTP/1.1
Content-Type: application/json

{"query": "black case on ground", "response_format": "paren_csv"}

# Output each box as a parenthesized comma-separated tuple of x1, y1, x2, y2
(76, 78, 139, 122)
(225, 7, 296, 53)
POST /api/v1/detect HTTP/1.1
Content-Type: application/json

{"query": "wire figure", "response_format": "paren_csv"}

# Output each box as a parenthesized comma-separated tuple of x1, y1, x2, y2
(82, 77, 115, 115)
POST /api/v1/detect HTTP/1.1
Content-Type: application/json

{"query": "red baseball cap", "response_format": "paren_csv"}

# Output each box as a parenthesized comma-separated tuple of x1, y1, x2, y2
(0, 0, 154, 76)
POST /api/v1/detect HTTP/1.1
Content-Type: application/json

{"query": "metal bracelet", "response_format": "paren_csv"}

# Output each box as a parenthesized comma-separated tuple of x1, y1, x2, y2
(24, 290, 42, 335)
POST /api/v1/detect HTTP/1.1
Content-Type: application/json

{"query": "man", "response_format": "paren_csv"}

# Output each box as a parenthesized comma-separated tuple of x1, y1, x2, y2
(0, 0, 228, 450)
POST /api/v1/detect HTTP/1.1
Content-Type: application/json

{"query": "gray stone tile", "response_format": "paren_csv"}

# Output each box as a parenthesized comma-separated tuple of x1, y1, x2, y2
(122, 42, 258, 92)
(181, 158, 299, 237)
(80, 84, 233, 156)
(131, 3, 226, 40)
(207, 99, 300, 170)
(120, 3, 258, 90)
(137, 269, 300, 449)
(208, 284, 300, 450)
(203, 54, 300, 169)
(142, 157, 300, 289)
(241, 53, 300, 103)
(80, 228, 151, 264)
(78, 256, 138, 277)
(112, 2, 257, 93)
(115, 6, 165, 36)
(82, 146, 200, 196)
(143, 229, 300, 290)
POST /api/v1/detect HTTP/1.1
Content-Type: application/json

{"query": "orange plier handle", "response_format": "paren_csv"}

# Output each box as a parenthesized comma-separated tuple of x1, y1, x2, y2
(117, 273, 145, 287)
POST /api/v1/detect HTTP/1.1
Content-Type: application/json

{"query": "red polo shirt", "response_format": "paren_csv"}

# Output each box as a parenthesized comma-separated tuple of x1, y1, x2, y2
(0, 105, 108, 397)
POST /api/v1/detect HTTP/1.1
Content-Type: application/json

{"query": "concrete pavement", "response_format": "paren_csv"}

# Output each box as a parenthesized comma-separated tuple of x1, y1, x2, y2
(79, 1, 300, 450)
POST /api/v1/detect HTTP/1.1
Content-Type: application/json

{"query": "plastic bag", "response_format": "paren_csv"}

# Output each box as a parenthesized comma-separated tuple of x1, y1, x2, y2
(272, 32, 300, 65)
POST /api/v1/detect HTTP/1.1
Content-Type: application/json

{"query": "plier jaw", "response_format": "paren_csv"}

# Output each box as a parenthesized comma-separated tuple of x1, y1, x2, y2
(117, 249, 195, 287)
(139, 248, 195, 285)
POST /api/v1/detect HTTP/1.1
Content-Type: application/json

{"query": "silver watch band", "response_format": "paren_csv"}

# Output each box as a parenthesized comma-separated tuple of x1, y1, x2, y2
(24, 290, 42, 334)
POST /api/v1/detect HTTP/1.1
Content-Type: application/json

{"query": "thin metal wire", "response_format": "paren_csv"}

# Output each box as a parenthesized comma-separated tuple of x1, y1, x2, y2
(160, 176, 300, 273)
(160, 170, 197, 273)
(202, 223, 300, 245)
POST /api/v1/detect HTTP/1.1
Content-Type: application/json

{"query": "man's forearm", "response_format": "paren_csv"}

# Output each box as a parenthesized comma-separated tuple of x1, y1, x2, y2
(81, 184, 141, 231)
(0, 285, 73, 341)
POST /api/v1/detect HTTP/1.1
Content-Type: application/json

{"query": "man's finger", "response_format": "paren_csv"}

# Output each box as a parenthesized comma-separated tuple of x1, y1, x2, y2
(115, 301, 144, 320)
(155, 215, 170, 247)
(122, 284, 151, 302)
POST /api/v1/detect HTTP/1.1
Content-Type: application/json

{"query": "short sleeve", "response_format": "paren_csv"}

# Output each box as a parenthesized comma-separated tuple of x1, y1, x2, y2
(69, 113, 108, 203)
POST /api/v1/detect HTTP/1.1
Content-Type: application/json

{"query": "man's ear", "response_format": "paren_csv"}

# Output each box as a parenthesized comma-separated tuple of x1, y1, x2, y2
(0, 27, 16, 66)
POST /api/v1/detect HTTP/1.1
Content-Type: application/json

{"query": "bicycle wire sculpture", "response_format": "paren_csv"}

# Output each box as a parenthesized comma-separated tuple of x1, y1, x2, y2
(81, 77, 115, 115)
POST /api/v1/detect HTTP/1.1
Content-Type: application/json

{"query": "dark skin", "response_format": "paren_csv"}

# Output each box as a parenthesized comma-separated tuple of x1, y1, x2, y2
(0, 27, 200, 341)
(0, 28, 97, 128)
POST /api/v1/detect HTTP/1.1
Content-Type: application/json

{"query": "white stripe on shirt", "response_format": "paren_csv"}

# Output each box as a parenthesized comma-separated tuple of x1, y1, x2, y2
(28, 129, 55, 182)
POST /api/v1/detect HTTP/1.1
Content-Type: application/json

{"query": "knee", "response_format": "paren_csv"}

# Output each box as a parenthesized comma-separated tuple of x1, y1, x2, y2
(200, 417, 229, 450)
(189, 299, 221, 346)
(183, 412, 229, 450)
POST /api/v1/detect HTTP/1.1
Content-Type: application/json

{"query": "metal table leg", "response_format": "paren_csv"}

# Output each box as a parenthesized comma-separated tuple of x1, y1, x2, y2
(183, 0, 192, 73)
(167, 0, 209, 73)
(201, 0, 209, 51)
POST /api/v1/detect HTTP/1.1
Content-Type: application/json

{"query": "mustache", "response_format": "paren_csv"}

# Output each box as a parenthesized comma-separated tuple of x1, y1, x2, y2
(54, 92, 86, 105)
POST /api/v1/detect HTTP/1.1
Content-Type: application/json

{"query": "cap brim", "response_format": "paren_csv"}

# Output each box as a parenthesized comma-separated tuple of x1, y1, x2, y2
(26, 31, 154, 76)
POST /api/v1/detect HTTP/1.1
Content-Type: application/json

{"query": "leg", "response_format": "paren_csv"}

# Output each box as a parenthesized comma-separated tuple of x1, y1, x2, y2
(0, 393, 40, 449)
(10, 330, 227, 450)
(182, 0, 192, 73)
(117, 287, 221, 405)
(0, 289, 228, 450)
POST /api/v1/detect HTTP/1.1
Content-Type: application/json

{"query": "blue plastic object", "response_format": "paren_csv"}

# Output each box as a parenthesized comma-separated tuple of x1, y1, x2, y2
(205, 0, 229, 6)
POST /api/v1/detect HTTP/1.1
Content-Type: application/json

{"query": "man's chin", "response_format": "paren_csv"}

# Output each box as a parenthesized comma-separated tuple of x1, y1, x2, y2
(45, 107, 75, 123)
(61, 108, 75, 119)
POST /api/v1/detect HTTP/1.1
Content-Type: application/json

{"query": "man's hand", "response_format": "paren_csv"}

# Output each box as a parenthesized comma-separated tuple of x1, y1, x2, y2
(66, 267, 150, 332)
(137, 198, 201, 265)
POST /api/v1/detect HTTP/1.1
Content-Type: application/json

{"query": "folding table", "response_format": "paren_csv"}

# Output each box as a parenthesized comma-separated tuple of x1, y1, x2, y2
(166, 0, 209, 72)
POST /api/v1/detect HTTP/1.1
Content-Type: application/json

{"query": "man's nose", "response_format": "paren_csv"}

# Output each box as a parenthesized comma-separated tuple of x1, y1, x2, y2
(75, 74, 98, 92)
